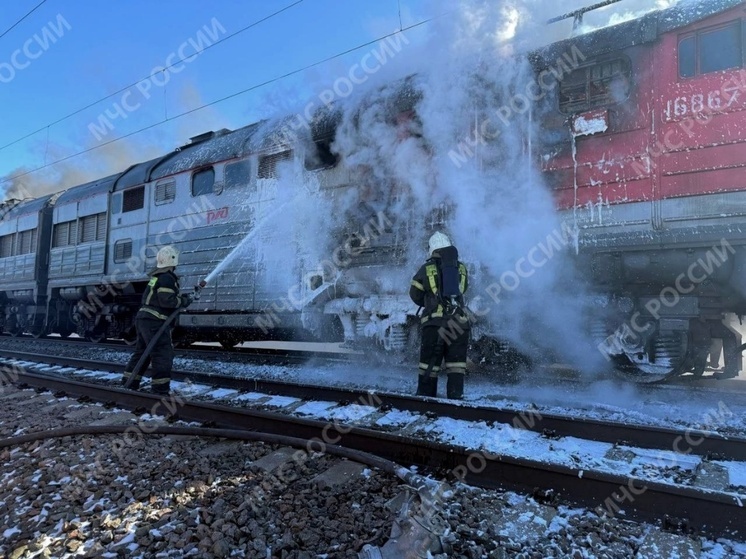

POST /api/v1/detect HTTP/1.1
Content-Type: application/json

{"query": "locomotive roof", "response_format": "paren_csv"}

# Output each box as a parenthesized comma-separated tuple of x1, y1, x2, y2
(534, 0, 744, 65)
(113, 155, 174, 191)
(148, 123, 261, 181)
(55, 174, 120, 205)
(0, 193, 55, 219)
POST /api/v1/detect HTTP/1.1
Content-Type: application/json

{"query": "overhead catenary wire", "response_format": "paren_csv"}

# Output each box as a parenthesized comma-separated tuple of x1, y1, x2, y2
(0, 0, 48, 40)
(0, 16, 436, 187)
(0, 0, 304, 154)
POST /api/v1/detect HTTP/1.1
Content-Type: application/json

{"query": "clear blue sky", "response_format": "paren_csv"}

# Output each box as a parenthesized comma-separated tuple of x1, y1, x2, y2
(0, 0, 434, 193)
(0, 0, 649, 195)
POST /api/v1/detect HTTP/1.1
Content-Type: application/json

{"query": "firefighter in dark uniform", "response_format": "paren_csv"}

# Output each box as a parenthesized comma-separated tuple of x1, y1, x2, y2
(410, 232, 469, 399)
(122, 245, 192, 394)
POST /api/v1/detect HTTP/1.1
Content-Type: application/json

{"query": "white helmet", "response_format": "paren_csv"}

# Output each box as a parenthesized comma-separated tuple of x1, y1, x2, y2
(156, 245, 179, 268)
(428, 231, 452, 255)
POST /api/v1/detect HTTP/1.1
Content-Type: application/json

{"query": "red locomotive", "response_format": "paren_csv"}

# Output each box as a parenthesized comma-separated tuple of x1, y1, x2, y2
(540, 0, 746, 380)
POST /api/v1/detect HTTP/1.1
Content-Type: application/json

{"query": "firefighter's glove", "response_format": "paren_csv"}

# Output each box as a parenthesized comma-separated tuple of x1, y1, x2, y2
(180, 293, 194, 308)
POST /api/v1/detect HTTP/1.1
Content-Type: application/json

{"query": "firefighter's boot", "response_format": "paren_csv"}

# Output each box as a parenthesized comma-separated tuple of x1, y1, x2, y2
(446, 372, 464, 400)
(416, 375, 438, 397)
(122, 371, 141, 390)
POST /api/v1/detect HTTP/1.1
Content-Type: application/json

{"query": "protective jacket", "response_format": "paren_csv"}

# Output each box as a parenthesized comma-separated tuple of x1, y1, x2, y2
(136, 268, 186, 321)
(409, 251, 469, 327)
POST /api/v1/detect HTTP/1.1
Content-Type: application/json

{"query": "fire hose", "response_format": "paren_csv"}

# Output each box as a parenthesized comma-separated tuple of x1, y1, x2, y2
(0, 425, 449, 555)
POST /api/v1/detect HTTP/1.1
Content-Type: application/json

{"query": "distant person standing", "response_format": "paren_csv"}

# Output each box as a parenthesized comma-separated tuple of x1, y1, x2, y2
(122, 246, 192, 394)
(409, 232, 470, 399)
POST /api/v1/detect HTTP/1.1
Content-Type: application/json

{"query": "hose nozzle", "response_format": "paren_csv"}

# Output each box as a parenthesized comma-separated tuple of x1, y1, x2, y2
(193, 279, 207, 300)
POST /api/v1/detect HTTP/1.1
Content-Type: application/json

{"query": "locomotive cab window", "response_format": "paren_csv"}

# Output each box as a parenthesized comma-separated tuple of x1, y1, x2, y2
(192, 167, 215, 196)
(679, 21, 743, 78)
(225, 160, 252, 189)
(559, 58, 631, 114)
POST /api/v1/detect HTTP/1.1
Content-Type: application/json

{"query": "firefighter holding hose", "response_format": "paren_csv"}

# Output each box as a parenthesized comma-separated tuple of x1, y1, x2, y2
(122, 245, 193, 394)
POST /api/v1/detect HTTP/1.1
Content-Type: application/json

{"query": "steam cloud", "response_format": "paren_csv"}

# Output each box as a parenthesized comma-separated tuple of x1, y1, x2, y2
(239, 0, 669, 371)
(2, 0, 684, 374)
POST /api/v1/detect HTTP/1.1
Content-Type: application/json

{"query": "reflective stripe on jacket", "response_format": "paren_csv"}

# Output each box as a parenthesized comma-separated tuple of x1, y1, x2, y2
(409, 256, 468, 327)
(136, 268, 183, 321)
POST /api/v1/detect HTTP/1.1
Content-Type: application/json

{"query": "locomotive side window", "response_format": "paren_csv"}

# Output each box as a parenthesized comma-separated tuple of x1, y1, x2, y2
(79, 213, 106, 243)
(224, 160, 252, 189)
(122, 186, 145, 212)
(258, 150, 292, 179)
(17, 228, 37, 255)
(155, 181, 176, 205)
(679, 37, 696, 78)
(114, 239, 133, 263)
(192, 168, 215, 196)
(679, 21, 743, 78)
(0, 233, 15, 257)
(53, 220, 77, 248)
(559, 58, 631, 114)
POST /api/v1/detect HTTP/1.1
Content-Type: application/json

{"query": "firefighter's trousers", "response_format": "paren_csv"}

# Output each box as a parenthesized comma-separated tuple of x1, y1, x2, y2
(418, 321, 469, 399)
(124, 316, 175, 394)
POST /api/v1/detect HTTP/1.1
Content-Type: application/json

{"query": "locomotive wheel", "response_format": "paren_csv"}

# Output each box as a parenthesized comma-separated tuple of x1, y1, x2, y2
(85, 331, 106, 343)
(613, 329, 689, 383)
(219, 335, 242, 350)
(122, 326, 137, 346)
(48, 318, 73, 338)
(6, 316, 22, 337)
(31, 327, 47, 339)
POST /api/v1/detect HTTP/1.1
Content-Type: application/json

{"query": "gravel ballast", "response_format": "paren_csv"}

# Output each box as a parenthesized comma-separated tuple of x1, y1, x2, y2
(1, 383, 745, 558)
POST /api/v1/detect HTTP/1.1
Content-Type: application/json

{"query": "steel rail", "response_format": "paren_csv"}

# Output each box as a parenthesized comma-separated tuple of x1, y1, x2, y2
(4, 369, 745, 540)
(3, 350, 746, 462)
(0, 340, 351, 367)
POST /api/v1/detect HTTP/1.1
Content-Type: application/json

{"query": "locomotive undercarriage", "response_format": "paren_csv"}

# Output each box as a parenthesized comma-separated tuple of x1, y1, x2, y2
(43, 286, 139, 343)
(593, 303, 742, 382)
(0, 291, 48, 338)
(584, 241, 746, 382)
(323, 294, 414, 352)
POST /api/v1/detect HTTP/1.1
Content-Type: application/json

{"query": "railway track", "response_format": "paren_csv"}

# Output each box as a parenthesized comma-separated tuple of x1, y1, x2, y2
(3, 349, 746, 459)
(4, 333, 746, 398)
(2, 352, 745, 540)
(0, 335, 356, 368)
(3, 349, 746, 460)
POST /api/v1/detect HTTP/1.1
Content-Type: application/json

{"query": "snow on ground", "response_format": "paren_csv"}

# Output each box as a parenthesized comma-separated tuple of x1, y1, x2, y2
(4, 343, 746, 556)
(7, 341, 746, 438)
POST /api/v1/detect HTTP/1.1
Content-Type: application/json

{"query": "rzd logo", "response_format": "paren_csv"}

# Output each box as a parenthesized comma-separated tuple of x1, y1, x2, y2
(207, 207, 229, 224)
